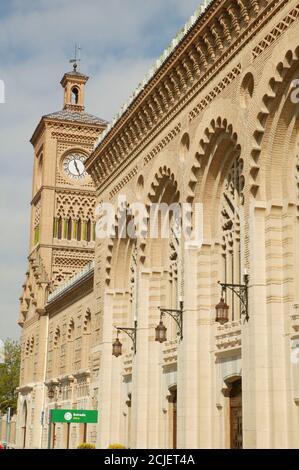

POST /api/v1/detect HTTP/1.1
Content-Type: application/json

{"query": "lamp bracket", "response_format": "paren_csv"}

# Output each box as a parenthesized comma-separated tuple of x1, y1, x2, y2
(218, 275, 249, 322)
(159, 301, 184, 340)
(115, 320, 137, 354)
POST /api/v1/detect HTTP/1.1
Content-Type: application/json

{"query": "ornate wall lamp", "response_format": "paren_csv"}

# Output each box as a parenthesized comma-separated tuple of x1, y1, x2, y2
(47, 385, 55, 400)
(47, 380, 58, 400)
(112, 320, 138, 357)
(155, 299, 184, 343)
(215, 274, 249, 324)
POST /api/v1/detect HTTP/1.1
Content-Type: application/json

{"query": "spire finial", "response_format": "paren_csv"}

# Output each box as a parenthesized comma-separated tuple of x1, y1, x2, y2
(69, 44, 81, 72)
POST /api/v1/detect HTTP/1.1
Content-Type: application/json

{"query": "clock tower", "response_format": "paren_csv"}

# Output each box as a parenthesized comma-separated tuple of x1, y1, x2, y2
(17, 67, 106, 448)
(19, 64, 107, 332)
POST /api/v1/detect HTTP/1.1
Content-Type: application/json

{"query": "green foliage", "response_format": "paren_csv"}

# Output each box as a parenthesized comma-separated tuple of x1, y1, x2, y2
(107, 444, 127, 449)
(77, 443, 96, 449)
(0, 339, 21, 414)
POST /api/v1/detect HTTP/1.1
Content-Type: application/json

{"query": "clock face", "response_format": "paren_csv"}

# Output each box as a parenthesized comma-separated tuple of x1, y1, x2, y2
(63, 154, 88, 180)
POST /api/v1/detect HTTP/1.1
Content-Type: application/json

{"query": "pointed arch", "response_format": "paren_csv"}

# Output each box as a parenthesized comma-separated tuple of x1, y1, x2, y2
(249, 46, 299, 199)
(67, 217, 72, 241)
(86, 219, 92, 242)
(57, 217, 63, 240)
(77, 218, 82, 242)
(71, 86, 79, 105)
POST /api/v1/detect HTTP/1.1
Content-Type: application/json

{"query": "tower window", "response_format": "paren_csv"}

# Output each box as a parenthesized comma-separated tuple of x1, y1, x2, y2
(77, 218, 82, 242)
(67, 218, 72, 241)
(71, 87, 79, 105)
(86, 219, 91, 242)
(57, 217, 62, 240)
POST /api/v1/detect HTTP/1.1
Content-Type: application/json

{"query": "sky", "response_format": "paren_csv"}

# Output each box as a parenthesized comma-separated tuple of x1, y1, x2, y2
(0, 0, 202, 340)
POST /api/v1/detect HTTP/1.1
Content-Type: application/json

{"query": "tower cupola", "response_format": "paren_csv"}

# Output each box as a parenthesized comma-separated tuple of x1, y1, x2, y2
(60, 64, 89, 111)
(60, 46, 89, 111)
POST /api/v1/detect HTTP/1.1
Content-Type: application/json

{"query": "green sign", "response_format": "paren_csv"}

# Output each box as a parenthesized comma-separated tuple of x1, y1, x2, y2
(50, 409, 98, 424)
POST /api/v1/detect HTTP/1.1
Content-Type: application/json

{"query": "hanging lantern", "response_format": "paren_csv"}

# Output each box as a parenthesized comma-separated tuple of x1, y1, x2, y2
(155, 319, 167, 343)
(112, 337, 123, 357)
(215, 297, 229, 325)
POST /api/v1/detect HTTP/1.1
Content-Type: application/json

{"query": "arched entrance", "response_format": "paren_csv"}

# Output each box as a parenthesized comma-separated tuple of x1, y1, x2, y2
(229, 379, 242, 449)
(21, 401, 28, 449)
(168, 386, 177, 449)
(126, 393, 132, 449)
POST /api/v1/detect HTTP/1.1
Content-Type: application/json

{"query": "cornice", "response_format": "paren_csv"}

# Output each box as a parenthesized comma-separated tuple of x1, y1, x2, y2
(30, 116, 106, 147)
(31, 185, 95, 205)
(60, 72, 89, 87)
(57, 374, 75, 384)
(23, 313, 39, 329)
(92, 0, 220, 149)
(46, 268, 94, 316)
(31, 188, 42, 205)
(54, 187, 95, 196)
(27, 245, 94, 260)
(73, 369, 91, 380)
(37, 243, 95, 253)
(17, 385, 34, 395)
(86, 0, 291, 190)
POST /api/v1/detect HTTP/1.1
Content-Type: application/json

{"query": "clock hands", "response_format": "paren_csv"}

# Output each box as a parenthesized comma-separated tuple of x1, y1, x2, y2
(74, 159, 81, 176)
(64, 155, 86, 179)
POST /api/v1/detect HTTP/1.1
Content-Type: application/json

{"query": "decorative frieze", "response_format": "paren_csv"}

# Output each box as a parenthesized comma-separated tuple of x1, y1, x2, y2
(87, 0, 281, 188)
(52, 132, 97, 145)
(252, 3, 299, 59)
(215, 320, 242, 353)
(52, 249, 94, 287)
(123, 353, 133, 376)
(143, 124, 181, 166)
(55, 191, 96, 221)
(162, 339, 178, 367)
(189, 64, 242, 121)
(109, 166, 138, 199)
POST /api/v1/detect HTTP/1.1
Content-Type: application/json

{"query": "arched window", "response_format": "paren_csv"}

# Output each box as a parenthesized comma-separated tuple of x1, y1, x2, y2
(57, 217, 63, 240)
(86, 219, 91, 242)
(67, 218, 72, 241)
(228, 378, 243, 449)
(168, 386, 177, 449)
(77, 218, 82, 242)
(221, 157, 244, 321)
(71, 87, 79, 105)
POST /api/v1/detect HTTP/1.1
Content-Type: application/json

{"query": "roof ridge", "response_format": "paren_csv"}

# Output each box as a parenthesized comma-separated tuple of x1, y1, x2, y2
(44, 108, 108, 125)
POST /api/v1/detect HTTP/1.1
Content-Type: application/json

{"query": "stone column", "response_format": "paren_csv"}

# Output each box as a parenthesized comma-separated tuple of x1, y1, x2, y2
(97, 291, 123, 449)
(177, 245, 202, 448)
(131, 271, 150, 448)
(242, 204, 271, 448)
(131, 270, 165, 448)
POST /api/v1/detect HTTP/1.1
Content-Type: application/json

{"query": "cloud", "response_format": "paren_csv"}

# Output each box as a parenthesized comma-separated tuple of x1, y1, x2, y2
(87, 56, 154, 120)
(0, 0, 201, 339)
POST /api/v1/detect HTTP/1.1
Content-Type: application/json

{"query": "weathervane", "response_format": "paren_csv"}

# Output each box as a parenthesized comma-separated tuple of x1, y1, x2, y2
(69, 44, 81, 72)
